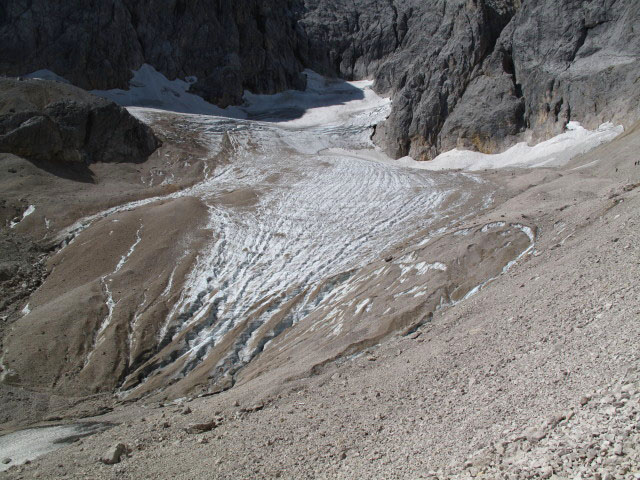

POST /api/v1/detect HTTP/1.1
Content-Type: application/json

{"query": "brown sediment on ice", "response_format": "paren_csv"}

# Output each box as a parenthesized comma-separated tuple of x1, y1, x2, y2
(1, 119, 638, 480)
(2, 196, 210, 396)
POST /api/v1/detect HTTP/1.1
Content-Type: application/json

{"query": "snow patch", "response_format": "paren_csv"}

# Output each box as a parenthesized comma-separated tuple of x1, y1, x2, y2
(394, 286, 423, 299)
(114, 226, 143, 274)
(354, 298, 371, 315)
(460, 224, 536, 302)
(86, 225, 143, 366)
(391, 122, 623, 171)
(481, 222, 506, 233)
(24, 69, 71, 84)
(161, 266, 179, 298)
(414, 262, 447, 275)
(92, 64, 246, 117)
(0, 424, 108, 472)
(0, 353, 13, 383)
(10, 205, 35, 229)
(243, 70, 391, 132)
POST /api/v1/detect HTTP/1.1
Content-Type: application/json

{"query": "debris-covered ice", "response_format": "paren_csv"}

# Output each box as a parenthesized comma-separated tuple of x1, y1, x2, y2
(57, 67, 616, 395)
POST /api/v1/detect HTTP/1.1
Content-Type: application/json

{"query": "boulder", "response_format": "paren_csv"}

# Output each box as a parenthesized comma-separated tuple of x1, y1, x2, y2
(184, 420, 218, 434)
(0, 78, 159, 165)
(100, 443, 130, 465)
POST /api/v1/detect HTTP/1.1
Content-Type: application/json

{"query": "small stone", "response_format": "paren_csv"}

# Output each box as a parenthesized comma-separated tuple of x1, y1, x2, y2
(100, 443, 130, 465)
(546, 414, 565, 427)
(185, 420, 218, 434)
(614, 443, 623, 456)
(540, 466, 553, 479)
(2, 458, 11, 464)
(580, 395, 591, 406)
(524, 427, 546, 443)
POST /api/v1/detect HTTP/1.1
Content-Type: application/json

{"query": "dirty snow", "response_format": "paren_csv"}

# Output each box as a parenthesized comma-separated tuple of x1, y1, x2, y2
(0, 424, 109, 472)
(72, 66, 617, 392)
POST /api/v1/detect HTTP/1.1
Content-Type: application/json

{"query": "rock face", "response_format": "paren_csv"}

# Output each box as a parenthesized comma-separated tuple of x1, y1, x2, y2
(300, 0, 640, 159)
(0, 0, 307, 108)
(1, 0, 639, 160)
(0, 78, 159, 164)
(301, 0, 522, 159)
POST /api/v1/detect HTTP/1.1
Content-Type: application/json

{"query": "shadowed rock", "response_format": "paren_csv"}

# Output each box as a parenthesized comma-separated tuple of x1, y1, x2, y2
(1, 1, 638, 160)
(301, 0, 640, 159)
(0, 78, 159, 165)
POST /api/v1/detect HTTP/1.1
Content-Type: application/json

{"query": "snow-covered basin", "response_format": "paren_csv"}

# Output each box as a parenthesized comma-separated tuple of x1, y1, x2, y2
(0, 423, 109, 472)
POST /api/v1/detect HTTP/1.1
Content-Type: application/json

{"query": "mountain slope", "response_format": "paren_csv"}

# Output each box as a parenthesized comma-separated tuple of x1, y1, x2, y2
(3, 119, 639, 480)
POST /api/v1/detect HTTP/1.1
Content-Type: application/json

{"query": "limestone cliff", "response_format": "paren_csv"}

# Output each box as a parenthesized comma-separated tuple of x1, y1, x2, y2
(1, 0, 638, 158)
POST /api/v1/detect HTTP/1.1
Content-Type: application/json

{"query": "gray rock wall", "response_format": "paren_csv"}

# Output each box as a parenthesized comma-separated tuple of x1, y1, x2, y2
(1, 0, 639, 160)
(301, 0, 640, 159)
(0, 0, 308, 107)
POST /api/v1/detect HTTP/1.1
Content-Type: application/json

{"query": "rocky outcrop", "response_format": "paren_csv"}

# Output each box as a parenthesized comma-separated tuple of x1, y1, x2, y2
(1, 0, 639, 159)
(300, 0, 640, 160)
(0, 0, 307, 108)
(0, 78, 159, 164)
(307, 0, 529, 160)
